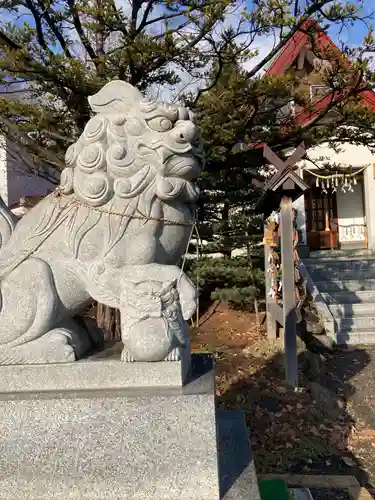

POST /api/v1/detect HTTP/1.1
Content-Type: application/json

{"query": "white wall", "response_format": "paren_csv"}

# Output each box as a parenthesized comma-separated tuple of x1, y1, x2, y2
(0, 136, 9, 205)
(364, 166, 375, 250)
(293, 194, 307, 245)
(336, 183, 365, 242)
(297, 142, 375, 248)
(7, 169, 54, 207)
(305, 142, 375, 167)
(0, 136, 55, 207)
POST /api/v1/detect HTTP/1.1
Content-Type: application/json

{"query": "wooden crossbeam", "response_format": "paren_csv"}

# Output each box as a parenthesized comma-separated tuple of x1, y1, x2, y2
(285, 142, 306, 169)
(263, 144, 286, 171)
(263, 142, 306, 173)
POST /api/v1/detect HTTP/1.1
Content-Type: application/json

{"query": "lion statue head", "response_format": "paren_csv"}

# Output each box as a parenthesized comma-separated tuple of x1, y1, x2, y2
(59, 81, 204, 218)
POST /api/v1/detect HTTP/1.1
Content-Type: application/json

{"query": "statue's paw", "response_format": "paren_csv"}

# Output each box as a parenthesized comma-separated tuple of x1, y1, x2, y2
(121, 348, 135, 363)
(62, 344, 76, 362)
(180, 299, 197, 321)
(0, 330, 76, 365)
(165, 347, 180, 362)
(43, 330, 76, 363)
(177, 274, 197, 320)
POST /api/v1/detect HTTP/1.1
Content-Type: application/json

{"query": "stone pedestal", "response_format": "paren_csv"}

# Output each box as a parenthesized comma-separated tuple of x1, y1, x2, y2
(0, 351, 260, 500)
(0, 342, 191, 392)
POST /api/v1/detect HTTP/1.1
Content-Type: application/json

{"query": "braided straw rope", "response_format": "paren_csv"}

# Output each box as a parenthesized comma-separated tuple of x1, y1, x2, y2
(53, 189, 195, 227)
(0, 189, 196, 279)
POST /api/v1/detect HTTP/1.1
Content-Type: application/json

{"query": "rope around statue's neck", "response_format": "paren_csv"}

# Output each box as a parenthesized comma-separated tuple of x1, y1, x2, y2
(52, 188, 199, 275)
(2, 189, 198, 280)
(53, 189, 196, 227)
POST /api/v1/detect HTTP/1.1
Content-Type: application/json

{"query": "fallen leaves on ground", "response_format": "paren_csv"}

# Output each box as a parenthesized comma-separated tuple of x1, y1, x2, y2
(349, 425, 375, 449)
(191, 302, 356, 473)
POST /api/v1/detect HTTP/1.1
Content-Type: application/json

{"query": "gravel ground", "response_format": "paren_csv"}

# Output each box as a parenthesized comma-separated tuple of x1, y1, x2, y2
(317, 345, 375, 493)
(192, 305, 375, 496)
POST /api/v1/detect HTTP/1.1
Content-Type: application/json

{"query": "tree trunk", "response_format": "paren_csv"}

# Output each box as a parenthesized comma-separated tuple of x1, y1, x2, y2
(254, 297, 260, 332)
(222, 202, 232, 258)
(96, 303, 121, 341)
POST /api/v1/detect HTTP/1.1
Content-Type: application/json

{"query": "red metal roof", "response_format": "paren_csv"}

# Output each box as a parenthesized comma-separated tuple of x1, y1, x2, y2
(265, 19, 345, 77)
(248, 19, 375, 150)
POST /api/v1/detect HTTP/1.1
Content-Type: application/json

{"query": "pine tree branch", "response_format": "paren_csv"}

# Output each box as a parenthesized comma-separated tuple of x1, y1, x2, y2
(193, 58, 223, 106)
(66, 0, 98, 64)
(0, 114, 65, 169)
(137, 1, 220, 34)
(182, 18, 218, 54)
(0, 30, 69, 94)
(92, 0, 106, 75)
(146, 9, 231, 89)
(192, 34, 251, 106)
(36, 0, 73, 59)
(0, 29, 84, 100)
(245, 24, 306, 79)
(304, 156, 326, 171)
(102, 0, 128, 36)
(136, 0, 155, 34)
(138, 9, 184, 32)
(0, 29, 24, 52)
(24, 0, 50, 54)
(130, 0, 144, 32)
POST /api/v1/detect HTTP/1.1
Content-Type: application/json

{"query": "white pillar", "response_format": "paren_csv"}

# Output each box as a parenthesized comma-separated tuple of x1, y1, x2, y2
(0, 135, 9, 206)
(364, 165, 375, 250)
(293, 194, 307, 245)
(293, 168, 307, 245)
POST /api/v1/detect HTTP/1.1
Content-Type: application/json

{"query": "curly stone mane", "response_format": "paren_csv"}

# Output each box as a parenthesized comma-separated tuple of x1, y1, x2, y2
(0, 81, 203, 276)
(59, 81, 202, 215)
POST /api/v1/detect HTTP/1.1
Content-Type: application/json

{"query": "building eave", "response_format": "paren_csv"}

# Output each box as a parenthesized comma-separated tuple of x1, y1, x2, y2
(265, 17, 375, 116)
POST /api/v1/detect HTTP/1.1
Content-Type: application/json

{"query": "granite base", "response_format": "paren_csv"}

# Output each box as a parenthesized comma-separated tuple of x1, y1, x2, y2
(0, 354, 260, 500)
(0, 342, 190, 392)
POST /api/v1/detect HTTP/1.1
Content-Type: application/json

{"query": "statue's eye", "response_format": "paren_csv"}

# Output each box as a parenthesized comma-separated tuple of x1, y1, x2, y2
(147, 117, 173, 132)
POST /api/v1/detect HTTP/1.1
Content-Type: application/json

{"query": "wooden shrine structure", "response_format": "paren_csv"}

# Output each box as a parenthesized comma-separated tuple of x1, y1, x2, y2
(256, 143, 310, 388)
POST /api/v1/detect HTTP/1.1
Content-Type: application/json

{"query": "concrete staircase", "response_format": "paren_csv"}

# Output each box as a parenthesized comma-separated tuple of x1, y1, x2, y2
(303, 249, 375, 345)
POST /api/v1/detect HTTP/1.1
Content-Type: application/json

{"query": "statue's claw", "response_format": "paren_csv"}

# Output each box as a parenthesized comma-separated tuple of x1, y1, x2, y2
(121, 348, 136, 362)
(165, 347, 180, 362)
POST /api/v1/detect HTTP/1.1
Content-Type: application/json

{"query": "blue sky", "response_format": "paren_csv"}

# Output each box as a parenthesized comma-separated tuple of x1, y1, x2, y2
(5, 1, 375, 45)
(243, 0, 375, 47)
(315, 0, 374, 46)
(2, 1, 375, 100)
(328, 0, 375, 47)
(4, 1, 375, 55)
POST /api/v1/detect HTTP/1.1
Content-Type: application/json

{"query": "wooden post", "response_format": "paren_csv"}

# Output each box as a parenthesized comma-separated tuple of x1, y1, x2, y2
(257, 143, 308, 387)
(280, 196, 298, 388)
(96, 303, 121, 341)
(264, 230, 277, 339)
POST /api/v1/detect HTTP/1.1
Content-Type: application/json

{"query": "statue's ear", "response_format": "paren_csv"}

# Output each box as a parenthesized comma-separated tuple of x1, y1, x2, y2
(88, 81, 142, 114)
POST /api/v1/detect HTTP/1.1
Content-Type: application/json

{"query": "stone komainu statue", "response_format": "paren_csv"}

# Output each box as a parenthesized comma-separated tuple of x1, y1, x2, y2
(0, 81, 203, 364)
